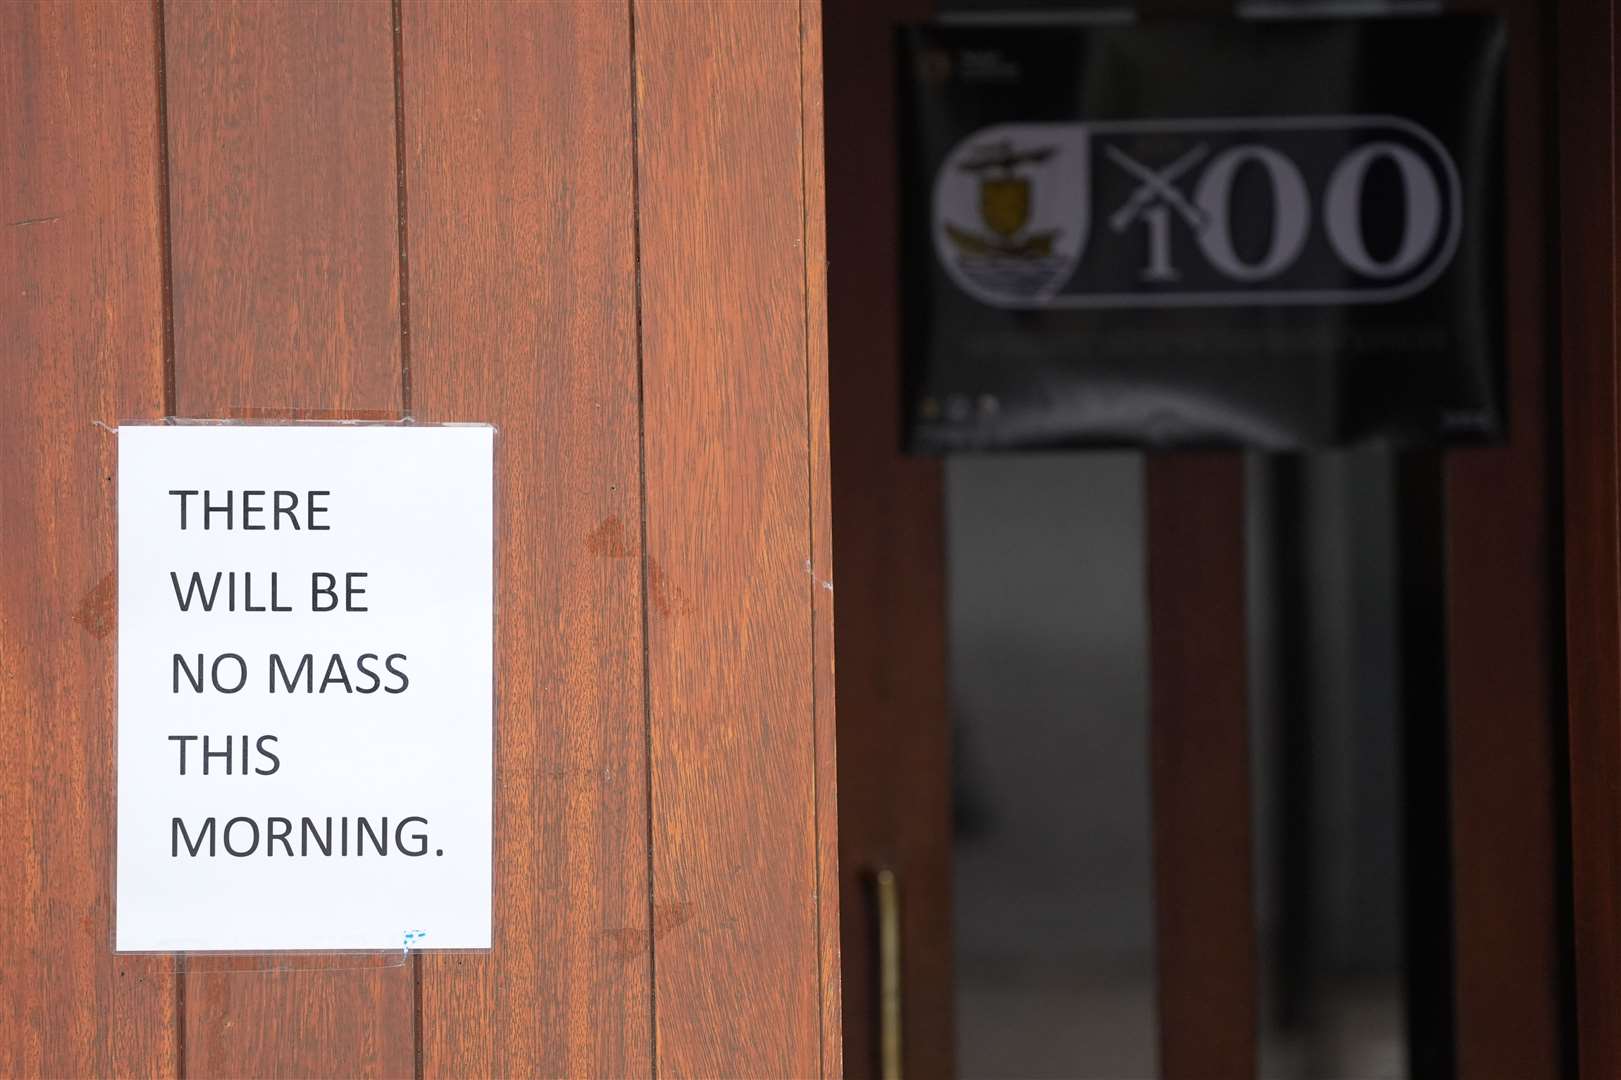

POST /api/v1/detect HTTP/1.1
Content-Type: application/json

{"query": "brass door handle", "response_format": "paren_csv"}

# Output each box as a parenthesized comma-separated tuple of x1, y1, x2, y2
(876, 867, 903, 1080)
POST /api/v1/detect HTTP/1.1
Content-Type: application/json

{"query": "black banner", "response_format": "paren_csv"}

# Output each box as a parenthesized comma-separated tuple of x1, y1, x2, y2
(899, 17, 1505, 451)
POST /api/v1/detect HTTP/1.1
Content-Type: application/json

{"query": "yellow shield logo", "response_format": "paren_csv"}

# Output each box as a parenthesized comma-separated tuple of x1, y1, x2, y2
(980, 177, 1031, 238)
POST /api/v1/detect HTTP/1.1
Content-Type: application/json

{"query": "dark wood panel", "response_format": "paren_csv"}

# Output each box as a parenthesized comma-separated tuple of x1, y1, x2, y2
(161, 2, 414, 1076)
(822, 0, 954, 1074)
(0, 2, 175, 1075)
(400, 2, 651, 1075)
(1558, 0, 1621, 1073)
(1138, 1, 1257, 1075)
(1145, 454, 1256, 1080)
(632, 1, 828, 1073)
(1443, 0, 1564, 1074)
(1394, 454, 1457, 1078)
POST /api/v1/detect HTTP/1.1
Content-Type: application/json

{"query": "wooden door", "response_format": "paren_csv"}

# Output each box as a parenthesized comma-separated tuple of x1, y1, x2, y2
(1, 2, 840, 1076)
(826, 2, 1568, 1078)
(1558, 0, 1621, 1074)
(823, 0, 954, 1077)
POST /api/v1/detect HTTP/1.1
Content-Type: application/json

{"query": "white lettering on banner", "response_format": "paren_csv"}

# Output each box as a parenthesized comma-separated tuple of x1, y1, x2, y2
(932, 115, 1464, 308)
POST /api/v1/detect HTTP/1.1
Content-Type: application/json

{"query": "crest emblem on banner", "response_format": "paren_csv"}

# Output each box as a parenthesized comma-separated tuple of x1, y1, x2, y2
(934, 126, 1091, 303)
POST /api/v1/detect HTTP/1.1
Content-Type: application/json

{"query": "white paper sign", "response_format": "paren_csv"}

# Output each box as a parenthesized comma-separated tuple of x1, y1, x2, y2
(116, 425, 493, 952)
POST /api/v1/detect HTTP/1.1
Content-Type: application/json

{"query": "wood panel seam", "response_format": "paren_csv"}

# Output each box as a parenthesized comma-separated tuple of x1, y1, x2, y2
(391, 14, 422, 1075)
(1609, 0, 1620, 969)
(1606, 2, 1620, 980)
(627, 2, 660, 1075)
(392, 0, 413, 424)
(154, 0, 176, 422)
(795, 2, 828, 1074)
(151, 1, 185, 1066)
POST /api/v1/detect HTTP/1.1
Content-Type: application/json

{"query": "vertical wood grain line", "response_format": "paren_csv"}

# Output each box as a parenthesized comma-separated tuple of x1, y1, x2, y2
(152, 1, 184, 1072)
(391, 0, 412, 421)
(626, 1, 659, 1074)
(412, 951, 422, 1080)
(795, 3, 824, 1074)
(799, 2, 842, 1069)
(389, 11, 421, 1074)
(154, 0, 175, 421)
